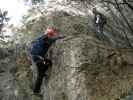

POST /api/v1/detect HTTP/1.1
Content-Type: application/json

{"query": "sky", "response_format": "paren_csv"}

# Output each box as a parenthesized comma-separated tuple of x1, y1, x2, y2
(0, 0, 31, 26)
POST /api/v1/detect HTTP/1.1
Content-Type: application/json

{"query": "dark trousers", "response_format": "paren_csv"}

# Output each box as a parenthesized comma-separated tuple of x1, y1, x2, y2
(95, 24, 105, 40)
(33, 59, 52, 93)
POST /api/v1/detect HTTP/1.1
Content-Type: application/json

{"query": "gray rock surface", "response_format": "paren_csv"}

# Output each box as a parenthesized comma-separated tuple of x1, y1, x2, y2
(41, 35, 133, 100)
(0, 36, 133, 100)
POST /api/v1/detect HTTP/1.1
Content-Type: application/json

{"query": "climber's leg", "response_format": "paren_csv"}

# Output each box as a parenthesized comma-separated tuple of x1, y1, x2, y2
(95, 24, 105, 40)
(33, 59, 52, 93)
(33, 62, 46, 93)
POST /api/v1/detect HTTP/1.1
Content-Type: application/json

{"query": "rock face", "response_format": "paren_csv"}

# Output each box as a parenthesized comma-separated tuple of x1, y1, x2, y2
(0, 52, 33, 100)
(0, 35, 133, 100)
(42, 35, 133, 100)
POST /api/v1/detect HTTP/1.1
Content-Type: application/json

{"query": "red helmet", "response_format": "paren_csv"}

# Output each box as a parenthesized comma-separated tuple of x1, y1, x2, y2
(45, 27, 57, 37)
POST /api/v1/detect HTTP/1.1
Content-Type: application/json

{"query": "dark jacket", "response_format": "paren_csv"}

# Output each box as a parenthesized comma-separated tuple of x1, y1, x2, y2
(30, 35, 64, 62)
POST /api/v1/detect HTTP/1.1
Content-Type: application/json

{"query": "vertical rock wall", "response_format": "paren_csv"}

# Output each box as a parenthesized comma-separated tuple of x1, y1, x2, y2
(43, 35, 133, 100)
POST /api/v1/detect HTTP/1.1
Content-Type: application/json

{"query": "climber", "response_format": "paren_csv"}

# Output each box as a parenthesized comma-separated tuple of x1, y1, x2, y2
(29, 27, 65, 96)
(92, 7, 107, 40)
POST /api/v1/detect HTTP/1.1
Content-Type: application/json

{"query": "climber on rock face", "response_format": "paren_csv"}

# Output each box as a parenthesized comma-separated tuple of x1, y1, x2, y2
(29, 27, 65, 96)
(92, 7, 107, 40)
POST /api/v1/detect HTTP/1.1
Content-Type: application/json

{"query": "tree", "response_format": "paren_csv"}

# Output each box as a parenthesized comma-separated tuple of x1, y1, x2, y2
(0, 9, 10, 34)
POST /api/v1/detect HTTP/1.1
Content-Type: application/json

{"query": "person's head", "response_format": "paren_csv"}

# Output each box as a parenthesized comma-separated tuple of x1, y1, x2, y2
(44, 27, 58, 38)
